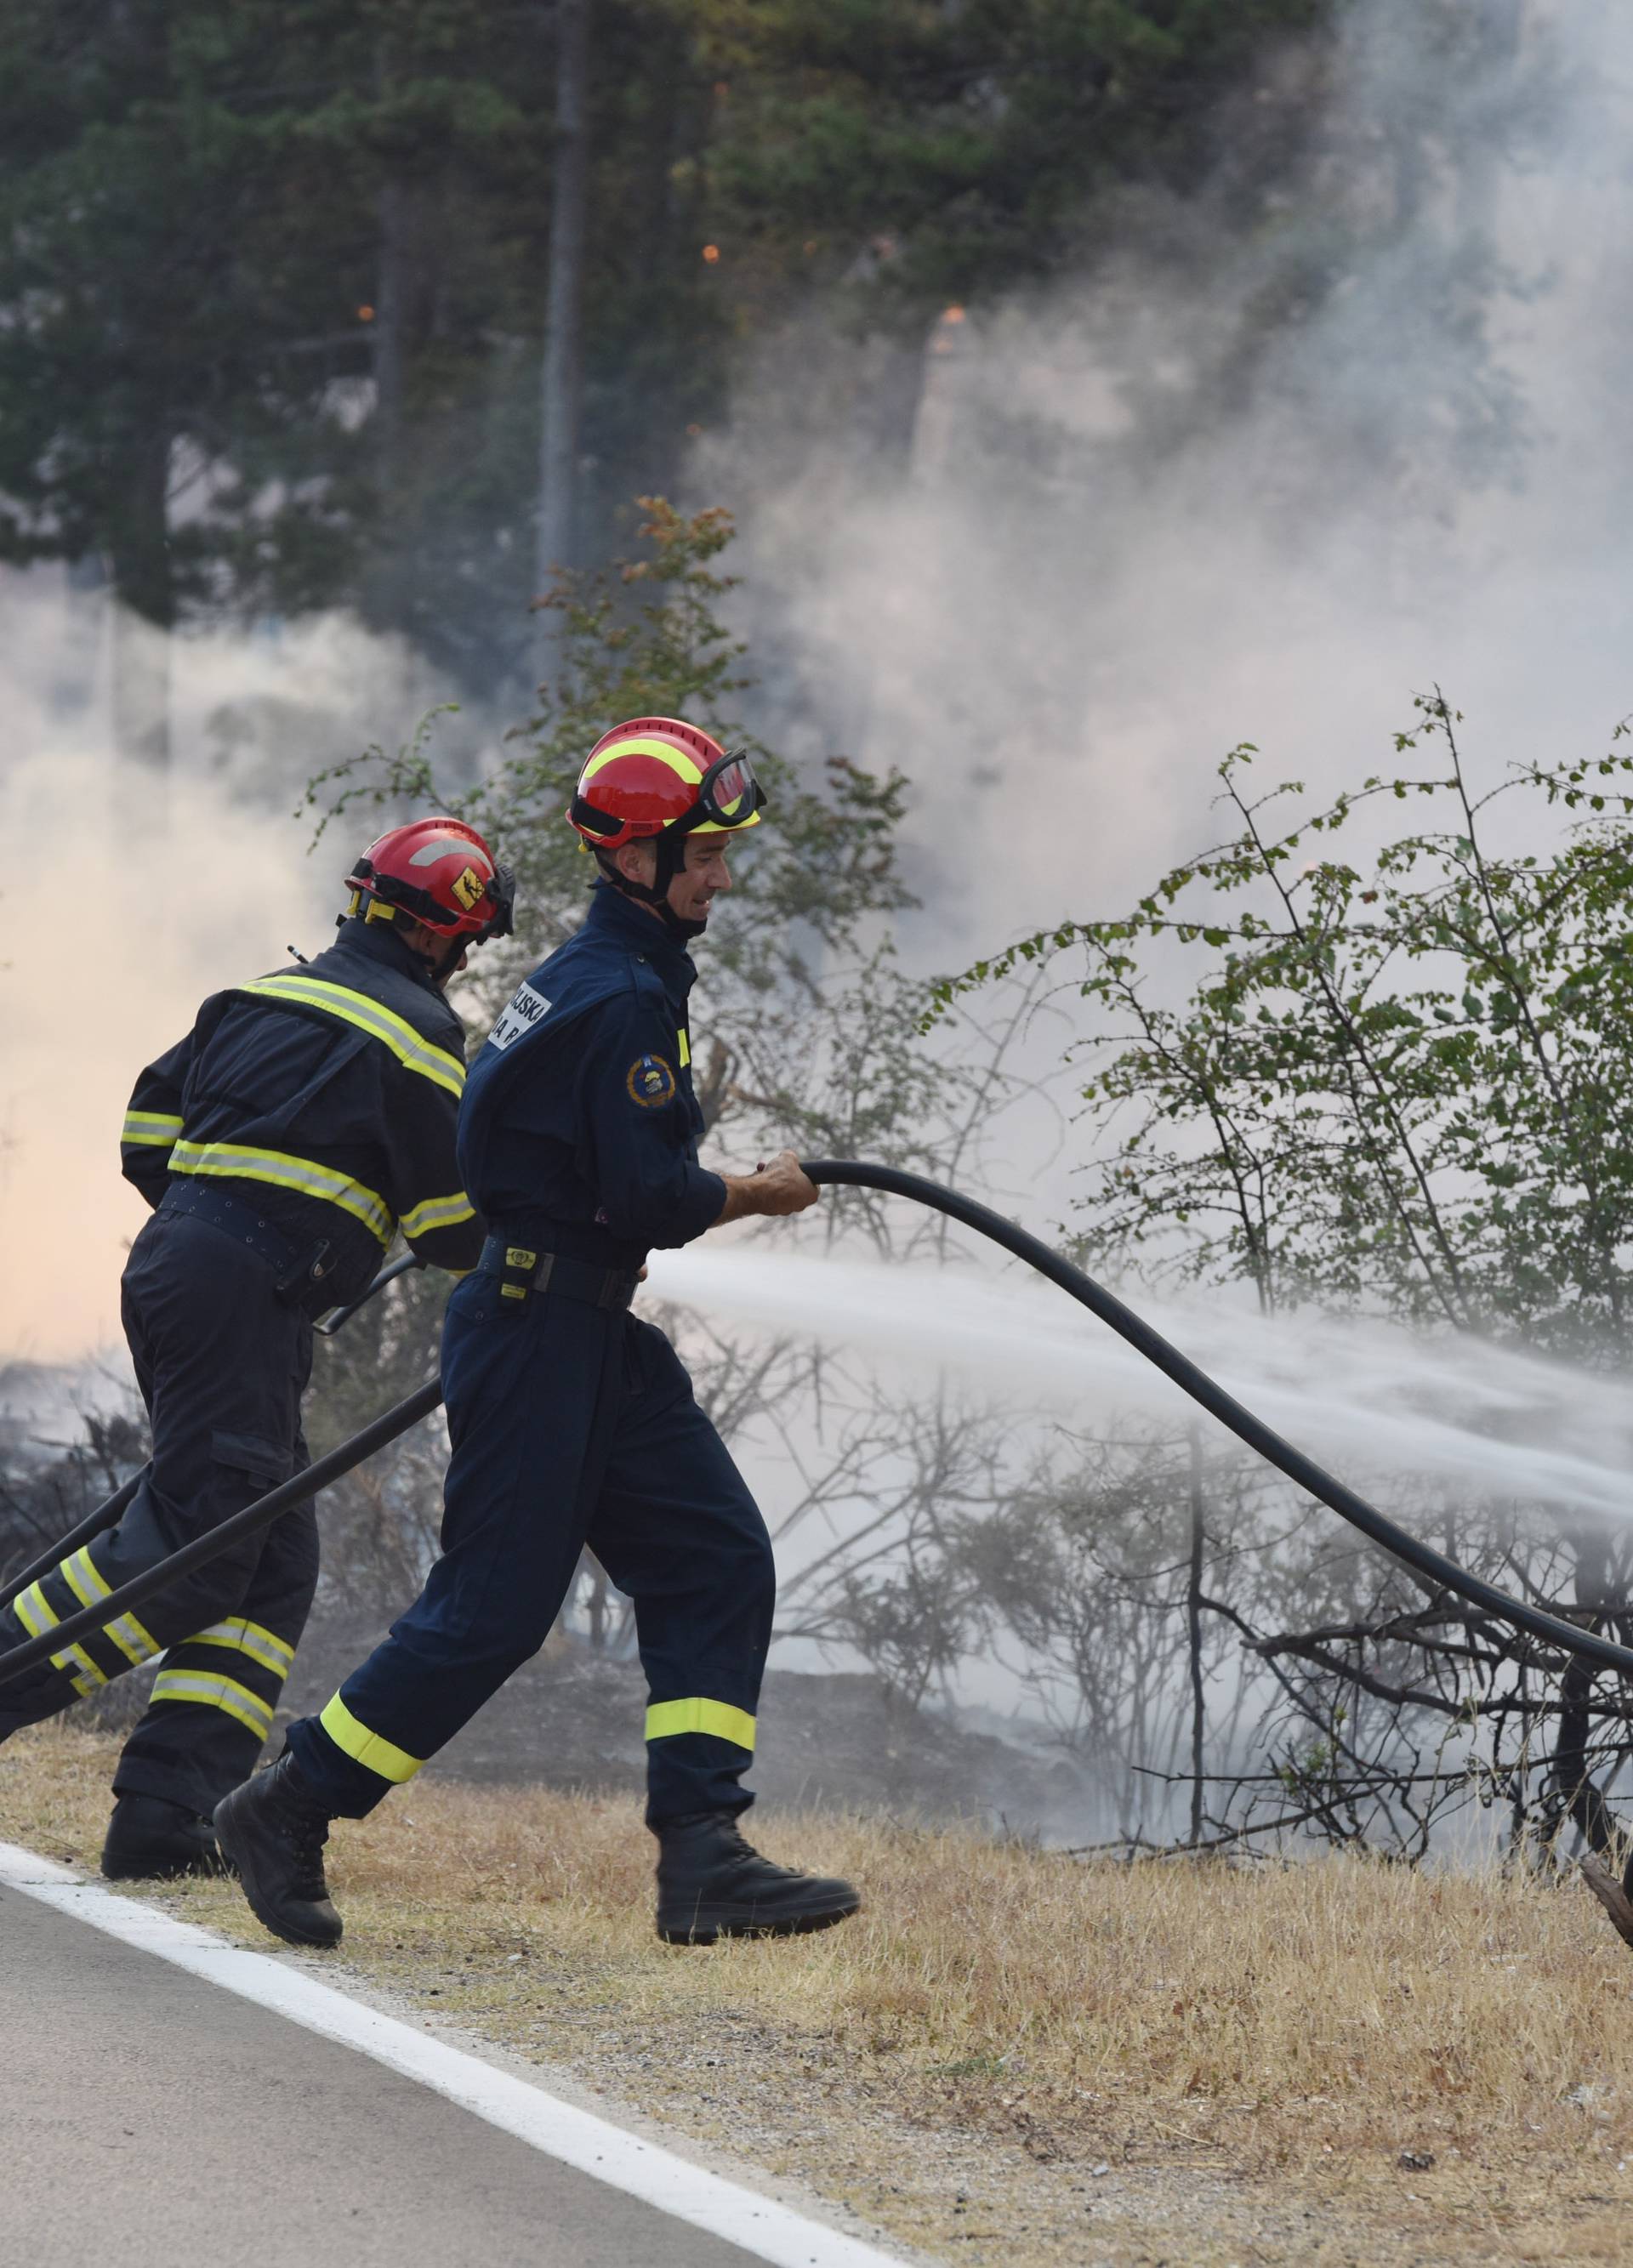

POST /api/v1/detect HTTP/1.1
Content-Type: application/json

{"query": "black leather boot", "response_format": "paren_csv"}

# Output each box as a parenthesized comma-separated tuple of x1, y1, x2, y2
(654, 1811, 860, 1944)
(101, 1793, 228, 1882)
(213, 1752, 343, 1949)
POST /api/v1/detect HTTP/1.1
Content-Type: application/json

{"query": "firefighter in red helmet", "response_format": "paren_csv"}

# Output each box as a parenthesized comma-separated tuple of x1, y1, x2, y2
(219, 720, 862, 1951)
(0, 819, 512, 1882)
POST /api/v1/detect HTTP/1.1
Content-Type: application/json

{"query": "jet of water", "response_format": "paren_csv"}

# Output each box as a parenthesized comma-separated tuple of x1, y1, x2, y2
(647, 1242, 1633, 1525)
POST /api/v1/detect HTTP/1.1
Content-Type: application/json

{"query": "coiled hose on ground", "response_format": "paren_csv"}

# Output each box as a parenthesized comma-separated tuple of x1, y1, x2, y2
(1, 1162, 1628, 1691)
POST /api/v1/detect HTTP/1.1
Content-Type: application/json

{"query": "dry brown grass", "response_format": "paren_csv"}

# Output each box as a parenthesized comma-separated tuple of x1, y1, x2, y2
(7, 1724, 1633, 2266)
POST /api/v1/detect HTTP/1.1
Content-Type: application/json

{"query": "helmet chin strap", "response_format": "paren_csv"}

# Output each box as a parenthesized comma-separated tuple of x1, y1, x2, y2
(595, 842, 707, 942)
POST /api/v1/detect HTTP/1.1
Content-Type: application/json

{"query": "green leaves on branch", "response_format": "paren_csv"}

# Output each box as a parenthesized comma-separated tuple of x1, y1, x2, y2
(305, 496, 922, 1156)
(948, 692, 1633, 1357)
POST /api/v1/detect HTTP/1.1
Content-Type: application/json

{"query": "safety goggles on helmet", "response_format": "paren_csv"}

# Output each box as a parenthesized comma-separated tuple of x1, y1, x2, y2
(478, 864, 518, 941)
(671, 747, 766, 835)
(568, 744, 767, 848)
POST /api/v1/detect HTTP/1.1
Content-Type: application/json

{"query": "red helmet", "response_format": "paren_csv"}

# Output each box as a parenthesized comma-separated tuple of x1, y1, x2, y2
(345, 818, 515, 941)
(567, 718, 765, 851)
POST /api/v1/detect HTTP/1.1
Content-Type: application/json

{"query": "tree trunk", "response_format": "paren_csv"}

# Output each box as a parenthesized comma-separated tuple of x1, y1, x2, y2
(1186, 1424, 1207, 1846)
(536, 0, 592, 665)
(107, 429, 174, 772)
(1550, 1532, 1622, 1859)
(374, 173, 412, 500)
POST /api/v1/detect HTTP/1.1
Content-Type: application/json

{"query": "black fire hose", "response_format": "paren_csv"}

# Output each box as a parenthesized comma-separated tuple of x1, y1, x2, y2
(0, 1253, 424, 1617)
(0, 1378, 443, 1687)
(3, 1162, 1630, 1691)
(313, 1250, 425, 1339)
(0, 1474, 145, 1620)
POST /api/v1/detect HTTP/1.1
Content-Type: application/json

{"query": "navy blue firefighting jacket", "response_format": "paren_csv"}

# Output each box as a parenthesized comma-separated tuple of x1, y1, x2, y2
(121, 918, 484, 1302)
(459, 884, 726, 1266)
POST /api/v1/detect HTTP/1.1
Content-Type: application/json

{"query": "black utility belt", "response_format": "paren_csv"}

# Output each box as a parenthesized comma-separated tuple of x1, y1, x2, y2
(160, 1181, 340, 1316)
(478, 1236, 640, 1312)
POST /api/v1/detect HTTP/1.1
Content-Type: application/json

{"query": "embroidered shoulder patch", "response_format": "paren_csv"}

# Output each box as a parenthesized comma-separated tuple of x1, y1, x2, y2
(625, 1052, 677, 1110)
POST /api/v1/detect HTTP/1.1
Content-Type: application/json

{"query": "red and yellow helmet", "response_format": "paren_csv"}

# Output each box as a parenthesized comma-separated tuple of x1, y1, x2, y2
(345, 818, 515, 941)
(567, 718, 765, 851)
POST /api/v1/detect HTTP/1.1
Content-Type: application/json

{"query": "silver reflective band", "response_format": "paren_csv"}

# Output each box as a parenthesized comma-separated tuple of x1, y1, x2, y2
(240, 975, 465, 1099)
(169, 1141, 393, 1247)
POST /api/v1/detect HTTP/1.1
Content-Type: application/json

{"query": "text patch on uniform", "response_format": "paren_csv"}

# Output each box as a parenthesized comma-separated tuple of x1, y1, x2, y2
(625, 1052, 677, 1109)
(486, 981, 552, 1052)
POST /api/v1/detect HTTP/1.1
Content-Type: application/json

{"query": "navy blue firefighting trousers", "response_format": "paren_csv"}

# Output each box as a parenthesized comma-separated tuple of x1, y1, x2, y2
(0, 1209, 318, 1816)
(287, 1268, 775, 1825)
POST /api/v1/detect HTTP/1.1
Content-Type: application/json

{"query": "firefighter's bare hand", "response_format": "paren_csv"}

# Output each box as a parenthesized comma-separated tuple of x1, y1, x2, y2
(716, 1148, 819, 1223)
(753, 1149, 820, 1214)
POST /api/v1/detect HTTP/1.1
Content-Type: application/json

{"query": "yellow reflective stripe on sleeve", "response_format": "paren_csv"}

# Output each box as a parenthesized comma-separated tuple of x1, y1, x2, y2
(169, 1140, 393, 1247)
(11, 1581, 105, 1697)
(190, 1617, 295, 1680)
(122, 1110, 184, 1145)
(60, 1544, 162, 1668)
(241, 975, 465, 1099)
(319, 1694, 425, 1784)
(399, 1191, 477, 1242)
(150, 1668, 275, 1742)
(644, 1697, 757, 1751)
(677, 1030, 691, 1068)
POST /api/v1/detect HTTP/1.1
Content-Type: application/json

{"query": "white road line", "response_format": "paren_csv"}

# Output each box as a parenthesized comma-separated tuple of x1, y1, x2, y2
(0, 1839, 904, 2268)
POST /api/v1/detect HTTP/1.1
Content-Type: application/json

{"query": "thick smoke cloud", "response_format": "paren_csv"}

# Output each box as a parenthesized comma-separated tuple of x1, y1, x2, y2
(4, 0, 1629, 1364)
(0, 573, 472, 1359)
(712, 0, 1633, 958)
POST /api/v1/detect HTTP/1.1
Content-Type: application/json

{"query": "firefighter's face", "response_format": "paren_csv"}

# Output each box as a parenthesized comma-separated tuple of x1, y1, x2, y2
(667, 833, 734, 926)
(616, 833, 734, 926)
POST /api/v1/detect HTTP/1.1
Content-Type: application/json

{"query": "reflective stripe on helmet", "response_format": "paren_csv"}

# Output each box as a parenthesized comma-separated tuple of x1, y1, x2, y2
(644, 1697, 757, 1751)
(580, 735, 705, 789)
(240, 975, 465, 1098)
(408, 833, 493, 875)
(346, 817, 510, 941)
(169, 1140, 394, 1247)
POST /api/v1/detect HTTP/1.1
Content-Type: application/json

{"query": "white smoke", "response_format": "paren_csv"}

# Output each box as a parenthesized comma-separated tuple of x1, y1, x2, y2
(708, 0, 1633, 955)
(7, 1, 1631, 1365)
(0, 571, 481, 1359)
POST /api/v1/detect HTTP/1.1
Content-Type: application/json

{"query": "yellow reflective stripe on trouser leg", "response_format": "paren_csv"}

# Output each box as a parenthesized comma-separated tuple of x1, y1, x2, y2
(168, 1140, 393, 1246)
(237, 975, 466, 1099)
(9, 1582, 105, 1697)
(319, 1694, 425, 1783)
(189, 1617, 296, 1680)
(645, 1697, 757, 1751)
(59, 1544, 162, 1668)
(150, 1668, 276, 1742)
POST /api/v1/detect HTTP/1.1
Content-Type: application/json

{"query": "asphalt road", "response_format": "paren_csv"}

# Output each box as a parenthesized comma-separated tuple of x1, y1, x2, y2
(0, 1879, 765, 2268)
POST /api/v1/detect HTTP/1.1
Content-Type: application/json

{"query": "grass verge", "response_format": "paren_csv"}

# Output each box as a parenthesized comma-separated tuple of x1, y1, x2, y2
(6, 1725, 1633, 2265)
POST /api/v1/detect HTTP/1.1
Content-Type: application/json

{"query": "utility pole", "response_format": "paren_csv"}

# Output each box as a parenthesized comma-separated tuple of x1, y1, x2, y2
(536, 0, 591, 678)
